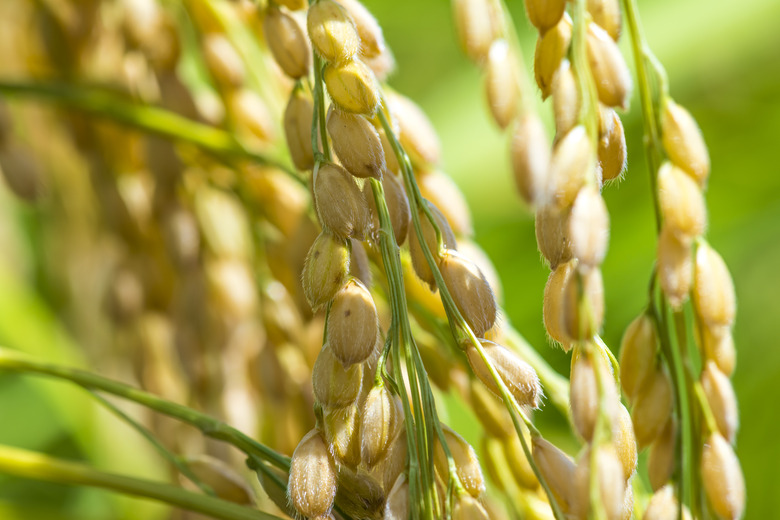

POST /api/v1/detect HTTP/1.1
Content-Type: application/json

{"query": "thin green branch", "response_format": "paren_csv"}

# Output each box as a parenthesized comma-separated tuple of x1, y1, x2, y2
(0, 348, 290, 471)
(624, 1, 705, 516)
(673, 308, 702, 520)
(375, 107, 570, 417)
(470, 331, 565, 520)
(594, 335, 621, 386)
(622, 0, 664, 231)
(312, 56, 332, 162)
(651, 300, 690, 519)
(0, 444, 280, 520)
(89, 391, 216, 497)
(368, 177, 438, 520)
(376, 108, 566, 520)
(246, 456, 286, 496)
(491, 0, 536, 115)
(0, 81, 304, 184)
(585, 342, 614, 520)
(692, 382, 718, 438)
(571, 0, 600, 144)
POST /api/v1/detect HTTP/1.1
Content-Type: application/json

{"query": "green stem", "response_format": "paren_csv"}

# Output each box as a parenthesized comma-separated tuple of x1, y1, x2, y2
(0, 348, 290, 471)
(0, 444, 280, 520)
(652, 301, 689, 519)
(368, 178, 436, 520)
(375, 108, 570, 418)
(585, 343, 613, 520)
(571, 0, 600, 143)
(311, 56, 331, 162)
(411, 337, 465, 508)
(673, 309, 701, 520)
(490, 0, 536, 115)
(0, 81, 303, 184)
(376, 108, 566, 520)
(246, 456, 286, 493)
(471, 333, 566, 520)
(303, 21, 426, 511)
(594, 335, 621, 386)
(622, 0, 664, 231)
(625, 2, 703, 516)
(89, 391, 216, 497)
(692, 383, 718, 440)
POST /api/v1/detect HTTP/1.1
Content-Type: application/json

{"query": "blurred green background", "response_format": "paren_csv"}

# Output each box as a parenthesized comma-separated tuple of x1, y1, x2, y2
(0, 0, 778, 518)
(365, 0, 779, 517)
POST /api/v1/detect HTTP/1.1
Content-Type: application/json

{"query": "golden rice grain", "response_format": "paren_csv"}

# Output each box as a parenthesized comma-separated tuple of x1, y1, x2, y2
(264, 6, 311, 79)
(327, 278, 378, 366)
(648, 418, 676, 492)
(657, 224, 693, 309)
(701, 432, 745, 520)
(632, 368, 673, 448)
(361, 385, 401, 466)
(502, 433, 538, 489)
(470, 379, 514, 438)
(524, 0, 566, 34)
(434, 425, 486, 497)
(569, 186, 610, 268)
(586, 23, 632, 109)
(701, 361, 739, 443)
(284, 89, 317, 170)
(311, 343, 363, 407)
(570, 349, 618, 441)
(324, 59, 380, 115)
(561, 266, 604, 341)
(288, 429, 338, 519)
(598, 107, 627, 182)
(314, 162, 372, 240)
(383, 475, 409, 520)
(534, 14, 572, 99)
(327, 106, 385, 179)
(693, 242, 737, 327)
(543, 259, 577, 347)
(202, 34, 245, 89)
(485, 39, 521, 130)
(552, 59, 580, 136)
(307, 0, 360, 63)
(322, 403, 361, 466)
(587, 0, 622, 41)
(573, 444, 626, 520)
(452, 0, 501, 63)
(452, 494, 490, 519)
(302, 231, 351, 310)
(511, 113, 551, 207)
(441, 250, 498, 337)
(337, 0, 386, 58)
(548, 125, 593, 210)
(658, 162, 707, 240)
(701, 323, 736, 376)
(662, 99, 710, 185)
(532, 436, 576, 514)
(619, 313, 658, 402)
(614, 403, 638, 481)
(465, 338, 541, 410)
(643, 485, 692, 520)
